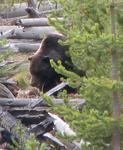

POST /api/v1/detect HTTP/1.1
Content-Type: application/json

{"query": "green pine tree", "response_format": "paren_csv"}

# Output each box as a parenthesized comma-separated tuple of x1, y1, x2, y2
(49, 0, 123, 149)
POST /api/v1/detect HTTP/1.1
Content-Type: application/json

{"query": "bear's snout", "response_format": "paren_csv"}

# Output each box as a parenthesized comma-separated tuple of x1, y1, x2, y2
(30, 76, 40, 88)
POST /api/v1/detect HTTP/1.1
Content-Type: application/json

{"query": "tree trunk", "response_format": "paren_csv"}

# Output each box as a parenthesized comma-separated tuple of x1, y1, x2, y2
(25, 7, 40, 18)
(110, 1, 120, 150)
(27, 0, 37, 9)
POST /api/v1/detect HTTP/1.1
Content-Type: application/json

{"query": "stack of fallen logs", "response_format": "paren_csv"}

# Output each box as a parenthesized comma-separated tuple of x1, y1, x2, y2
(0, 1, 61, 19)
(0, 17, 62, 53)
(0, 80, 85, 150)
(0, 1, 63, 53)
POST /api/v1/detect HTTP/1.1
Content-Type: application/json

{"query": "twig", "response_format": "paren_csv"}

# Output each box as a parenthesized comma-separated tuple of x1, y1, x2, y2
(0, 60, 15, 67)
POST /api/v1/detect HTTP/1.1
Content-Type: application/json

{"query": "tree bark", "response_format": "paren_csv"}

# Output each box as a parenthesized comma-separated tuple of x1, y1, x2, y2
(110, 1, 120, 150)
(25, 7, 40, 18)
(27, 0, 37, 9)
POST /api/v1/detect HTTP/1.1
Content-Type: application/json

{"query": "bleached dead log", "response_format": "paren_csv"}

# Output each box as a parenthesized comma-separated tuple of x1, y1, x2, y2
(14, 18, 48, 26)
(0, 2, 61, 19)
(0, 29, 14, 40)
(0, 26, 19, 33)
(0, 98, 85, 108)
(0, 3, 27, 18)
(14, 18, 63, 27)
(1, 26, 56, 40)
(9, 42, 40, 52)
(0, 26, 56, 40)
(0, 98, 46, 107)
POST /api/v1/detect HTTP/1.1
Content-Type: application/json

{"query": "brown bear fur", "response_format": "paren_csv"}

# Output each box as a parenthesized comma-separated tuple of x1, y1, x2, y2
(28, 33, 70, 91)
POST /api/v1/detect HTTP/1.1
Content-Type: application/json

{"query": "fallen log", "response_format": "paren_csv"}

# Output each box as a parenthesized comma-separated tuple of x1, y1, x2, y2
(0, 26, 19, 33)
(8, 108, 48, 116)
(0, 106, 29, 140)
(0, 106, 54, 144)
(29, 117, 54, 136)
(0, 2, 61, 19)
(14, 18, 63, 27)
(9, 42, 40, 52)
(0, 3, 27, 18)
(0, 98, 47, 107)
(0, 29, 15, 40)
(0, 98, 85, 108)
(0, 26, 56, 39)
(0, 26, 56, 40)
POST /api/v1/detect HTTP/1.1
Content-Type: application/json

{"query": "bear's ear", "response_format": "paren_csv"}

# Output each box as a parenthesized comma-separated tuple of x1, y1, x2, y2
(28, 56, 33, 61)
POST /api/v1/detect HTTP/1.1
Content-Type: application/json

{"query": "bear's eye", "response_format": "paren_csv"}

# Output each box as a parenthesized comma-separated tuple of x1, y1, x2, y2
(42, 56, 50, 63)
(28, 56, 33, 61)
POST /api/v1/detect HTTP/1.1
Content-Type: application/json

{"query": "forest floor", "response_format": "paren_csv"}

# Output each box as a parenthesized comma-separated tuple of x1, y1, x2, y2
(0, 18, 14, 25)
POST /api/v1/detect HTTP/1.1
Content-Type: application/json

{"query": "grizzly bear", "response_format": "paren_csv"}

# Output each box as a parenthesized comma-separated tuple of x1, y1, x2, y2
(28, 33, 70, 91)
(28, 33, 85, 92)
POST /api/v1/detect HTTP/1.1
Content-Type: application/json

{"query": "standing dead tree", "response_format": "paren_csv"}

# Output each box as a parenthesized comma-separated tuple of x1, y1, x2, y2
(27, 0, 37, 9)
(110, 1, 123, 150)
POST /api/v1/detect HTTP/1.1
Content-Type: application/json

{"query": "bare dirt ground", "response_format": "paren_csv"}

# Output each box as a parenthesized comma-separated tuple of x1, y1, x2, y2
(0, 18, 13, 26)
